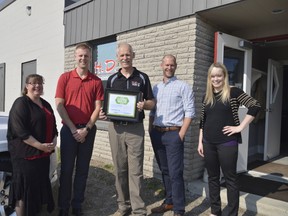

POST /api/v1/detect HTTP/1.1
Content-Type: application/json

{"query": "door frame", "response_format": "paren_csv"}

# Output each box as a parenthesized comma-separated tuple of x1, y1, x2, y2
(214, 32, 252, 172)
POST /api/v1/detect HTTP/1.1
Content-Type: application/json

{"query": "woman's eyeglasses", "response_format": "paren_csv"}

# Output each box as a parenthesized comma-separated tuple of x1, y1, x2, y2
(28, 82, 44, 87)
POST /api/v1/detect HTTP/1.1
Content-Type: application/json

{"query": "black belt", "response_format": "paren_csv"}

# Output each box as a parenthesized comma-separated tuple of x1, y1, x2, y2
(75, 124, 86, 128)
(113, 121, 140, 126)
(153, 125, 181, 132)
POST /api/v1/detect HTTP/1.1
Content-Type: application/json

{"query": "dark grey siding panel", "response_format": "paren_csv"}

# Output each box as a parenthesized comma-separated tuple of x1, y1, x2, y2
(147, 0, 158, 24)
(99, 0, 107, 37)
(0, 63, 5, 112)
(130, 0, 139, 29)
(87, 2, 94, 40)
(81, 4, 89, 40)
(193, 0, 207, 12)
(64, 13, 71, 46)
(92, 0, 100, 39)
(76, 8, 83, 42)
(70, 10, 78, 45)
(158, 0, 168, 22)
(180, 0, 193, 16)
(114, 0, 122, 32)
(107, 0, 115, 35)
(169, 0, 180, 19)
(122, 0, 131, 31)
(207, 0, 220, 8)
(64, 0, 240, 46)
(139, 0, 148, 26)
(223, 0, 239, 4)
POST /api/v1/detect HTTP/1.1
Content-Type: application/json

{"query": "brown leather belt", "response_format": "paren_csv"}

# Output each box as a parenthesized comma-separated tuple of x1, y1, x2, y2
(153, 126, 181, 132)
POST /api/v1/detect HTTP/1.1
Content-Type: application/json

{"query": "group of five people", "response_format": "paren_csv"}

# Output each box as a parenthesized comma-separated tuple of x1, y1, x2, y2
(7, 42, 260, 216)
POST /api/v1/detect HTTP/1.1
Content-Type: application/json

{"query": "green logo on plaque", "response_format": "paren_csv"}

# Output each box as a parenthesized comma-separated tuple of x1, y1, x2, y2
(115, 96, 129, 104)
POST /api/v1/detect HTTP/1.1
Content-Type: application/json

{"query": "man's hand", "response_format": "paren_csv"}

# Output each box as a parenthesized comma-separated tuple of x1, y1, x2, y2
(72, 128, 86, 143)
(98, 108, 107, 120)
(137, 101, 145, 112)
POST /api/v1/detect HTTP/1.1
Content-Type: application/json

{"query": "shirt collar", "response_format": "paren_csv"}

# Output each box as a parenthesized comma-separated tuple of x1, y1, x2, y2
(72, 68, 92, 80)
(117, 67, 139, 78)
(163, 76, 177, 84)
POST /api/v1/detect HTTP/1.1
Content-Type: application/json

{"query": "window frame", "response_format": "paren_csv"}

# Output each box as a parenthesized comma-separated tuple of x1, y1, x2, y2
(64, 0, 92, 12)
(90, 36, 117, 130)
(21, 60, 37, 90)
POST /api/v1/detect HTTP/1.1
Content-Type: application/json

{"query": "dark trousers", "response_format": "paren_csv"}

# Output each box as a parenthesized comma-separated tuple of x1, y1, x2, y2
(203, 142, 239, 216)
(58, 124, 96, 209)
(150, 129, 185, 215)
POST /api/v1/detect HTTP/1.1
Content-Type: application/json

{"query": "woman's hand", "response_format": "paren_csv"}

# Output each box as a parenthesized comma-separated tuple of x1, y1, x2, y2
(198, 142, 204, 157)
(41, 143, 55, 153)
(222, 125, 242, 136)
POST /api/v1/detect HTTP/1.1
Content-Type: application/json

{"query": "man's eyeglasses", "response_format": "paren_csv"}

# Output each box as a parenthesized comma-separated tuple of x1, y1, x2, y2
(28, 82, 44, 87)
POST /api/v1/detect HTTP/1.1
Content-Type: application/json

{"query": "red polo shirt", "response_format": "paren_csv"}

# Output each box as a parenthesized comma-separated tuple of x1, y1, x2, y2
(55, 69, 104, 125)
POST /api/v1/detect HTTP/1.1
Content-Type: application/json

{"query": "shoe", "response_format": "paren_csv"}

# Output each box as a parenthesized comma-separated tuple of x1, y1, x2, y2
(113, 210, 130, 216)
(72, 208, 83, 216)
(58, 209, 69, 216)
(151, 203, 173, 213)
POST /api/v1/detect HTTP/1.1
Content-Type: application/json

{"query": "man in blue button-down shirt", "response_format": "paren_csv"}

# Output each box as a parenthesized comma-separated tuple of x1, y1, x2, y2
(149, 54, 196, 216)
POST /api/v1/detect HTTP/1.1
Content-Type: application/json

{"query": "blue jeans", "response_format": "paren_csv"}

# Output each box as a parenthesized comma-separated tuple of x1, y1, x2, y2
(58, 124, 96, 209)
(203, 141, 239, 216)
(150, 128, 185, 215)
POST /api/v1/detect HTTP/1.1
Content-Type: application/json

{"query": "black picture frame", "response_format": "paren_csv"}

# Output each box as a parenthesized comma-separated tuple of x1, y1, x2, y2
(103, 88, 142, 122)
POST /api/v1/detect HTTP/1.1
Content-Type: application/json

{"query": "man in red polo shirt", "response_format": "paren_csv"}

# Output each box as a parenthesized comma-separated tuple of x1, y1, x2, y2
(55, 43, 104, 216)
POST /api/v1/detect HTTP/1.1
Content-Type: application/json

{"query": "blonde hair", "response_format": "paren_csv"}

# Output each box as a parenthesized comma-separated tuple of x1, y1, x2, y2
(204, 62, 230, 106)
(75, 43, 92, 53)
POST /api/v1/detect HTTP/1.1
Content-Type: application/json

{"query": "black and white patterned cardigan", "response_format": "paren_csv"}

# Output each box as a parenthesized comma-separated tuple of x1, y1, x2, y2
(199, 86, 261, 143)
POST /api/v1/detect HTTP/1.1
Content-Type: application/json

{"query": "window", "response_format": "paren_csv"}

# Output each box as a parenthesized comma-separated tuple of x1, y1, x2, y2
(91, 38, 117, 129)
(0, 0, 16, 12)
(65, 0, 81, 7)
(22, 60, 37, 90)
(64, 0, 92, 10)
(92, 39, 117, 90)
(224, 47, 245, 89)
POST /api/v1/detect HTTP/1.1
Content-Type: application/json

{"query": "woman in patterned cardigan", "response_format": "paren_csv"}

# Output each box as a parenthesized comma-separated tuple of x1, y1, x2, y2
(198, 62, 261, 216)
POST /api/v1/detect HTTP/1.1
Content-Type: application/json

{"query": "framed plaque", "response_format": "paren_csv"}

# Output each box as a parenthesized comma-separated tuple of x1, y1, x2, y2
(103, 89, 142, 122)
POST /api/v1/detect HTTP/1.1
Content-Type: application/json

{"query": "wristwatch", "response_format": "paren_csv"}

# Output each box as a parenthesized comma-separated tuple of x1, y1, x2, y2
(85, 126, 91, 132)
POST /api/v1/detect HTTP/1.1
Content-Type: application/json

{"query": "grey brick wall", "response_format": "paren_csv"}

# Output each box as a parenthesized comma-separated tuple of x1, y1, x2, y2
(63, 15, 216, 183)
(64, 46, 76, 71)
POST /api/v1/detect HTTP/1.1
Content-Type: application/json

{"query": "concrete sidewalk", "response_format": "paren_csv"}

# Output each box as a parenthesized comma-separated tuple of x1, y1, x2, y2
(187, 174, 288, 216)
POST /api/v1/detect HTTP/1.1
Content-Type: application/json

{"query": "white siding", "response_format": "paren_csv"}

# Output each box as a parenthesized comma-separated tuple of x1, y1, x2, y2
(0, 0, 65, 122)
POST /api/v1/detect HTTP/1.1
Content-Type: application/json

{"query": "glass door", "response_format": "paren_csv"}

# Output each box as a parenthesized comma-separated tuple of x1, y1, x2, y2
(264, 59, 283, 160)
(214, 32, 252, 172)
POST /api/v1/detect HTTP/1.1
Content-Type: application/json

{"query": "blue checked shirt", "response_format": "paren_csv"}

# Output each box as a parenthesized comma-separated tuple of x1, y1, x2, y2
(150, 76, 196, 127)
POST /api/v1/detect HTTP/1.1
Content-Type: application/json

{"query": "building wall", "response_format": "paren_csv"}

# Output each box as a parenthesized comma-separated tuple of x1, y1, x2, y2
(64, 0, 240, 46)
(0, 0, 64, 115)
(64, 15, 216, 182)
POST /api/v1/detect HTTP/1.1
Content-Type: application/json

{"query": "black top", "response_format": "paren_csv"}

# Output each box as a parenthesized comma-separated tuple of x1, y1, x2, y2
(106, 67, 154, 121)
(7, 96, 58, 159)
(200, 87, 261, 144)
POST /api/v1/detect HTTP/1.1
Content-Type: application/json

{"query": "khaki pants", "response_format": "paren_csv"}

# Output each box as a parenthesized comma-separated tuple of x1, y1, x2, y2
(108, 122, 146, 215)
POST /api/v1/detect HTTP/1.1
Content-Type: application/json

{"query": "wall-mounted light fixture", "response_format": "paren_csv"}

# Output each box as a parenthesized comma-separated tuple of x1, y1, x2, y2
(239, 40, 252, 49)
(26, 6, 31, 16)
(271, 9, 285, 15)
